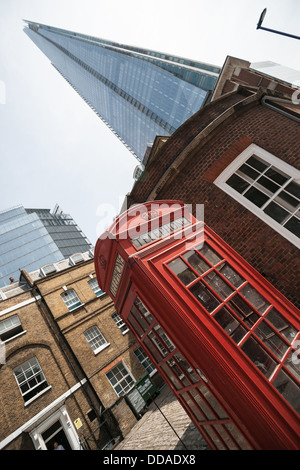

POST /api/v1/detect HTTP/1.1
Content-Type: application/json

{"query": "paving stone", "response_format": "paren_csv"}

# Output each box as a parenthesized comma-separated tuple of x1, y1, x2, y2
(115, 385, 209, 451)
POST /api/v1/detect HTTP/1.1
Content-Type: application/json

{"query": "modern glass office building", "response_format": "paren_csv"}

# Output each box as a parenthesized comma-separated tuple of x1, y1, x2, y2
(24, 20, 220, 162)
(0, 205, 92, 288)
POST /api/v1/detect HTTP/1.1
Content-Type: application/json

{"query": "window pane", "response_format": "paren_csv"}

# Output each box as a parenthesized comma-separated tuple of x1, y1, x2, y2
(203, 271, 233, 299)
(285, 181, 300, 199)
(265, 308, 297, 343)
(239, 285, 270, 314)
(229, 295, 260, 326)
(256, 176, 279, 194)
(180, 392, 205, 421)
(284, 216, 300, 238)
(241, 336, 277, 378)
(254, 321, 289, 360)
(226, 174, 249, 193)
(214, 307, 247, 344)
(217, 263, 245, 288)
(275, 190, 299, 209)
(237, 163, 260, 181)
(244, 187, 269, 207)
(273, 370, 300, 414)
(263, 201, 289, 223)
(182, 250, 210, 275)
(189, 281, 221, 313)
(196, 243, 223, 266)
(284, 350, 300, 382)
(265, 167, 289, 185)
(246, 155, 268, 172)
(168, 257, 197, 285)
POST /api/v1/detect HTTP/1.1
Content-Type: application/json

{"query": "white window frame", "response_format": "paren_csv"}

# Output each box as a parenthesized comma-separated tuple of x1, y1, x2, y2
(214, 144, 300, 248)
(88, 277, 105, 297)
(40, 263, 57, 277)
(84, 325, 109, 355)
(14, 357, 51, 405)
(106, 361, 135, 397)
(0, 315, 25, 343)
(61, 289, 83, 311)
(112, 312, 129, 334)
(134, 346, 156, 376)
(69, 253, 84, 266)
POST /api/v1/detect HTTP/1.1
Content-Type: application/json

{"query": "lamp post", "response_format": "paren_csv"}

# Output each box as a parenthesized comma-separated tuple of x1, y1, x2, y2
(257, 8, 300, 40)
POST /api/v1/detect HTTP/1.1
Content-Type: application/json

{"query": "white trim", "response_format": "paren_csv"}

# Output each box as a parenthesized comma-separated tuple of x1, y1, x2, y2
(3, 330, 27, 344)
(94, 342, 110, 355)
(29, 405, 81, 450)
(214, 144, 300, 249)
(0, 296, 41, 317)
(24, 385, 52, 407)
(0, 378, 86, 449)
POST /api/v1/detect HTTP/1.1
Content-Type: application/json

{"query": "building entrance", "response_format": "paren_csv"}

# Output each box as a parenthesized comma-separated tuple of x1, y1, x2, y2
(42, 420, 72, 450)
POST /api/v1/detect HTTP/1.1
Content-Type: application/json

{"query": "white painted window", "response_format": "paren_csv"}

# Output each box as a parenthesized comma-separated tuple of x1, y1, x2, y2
(14, 357, 49, 404)
(0, 315, 24, 342)
(84, 326, 109, 354)
(214, 144, 300, 248)
(106, 362, 135, 396)
(112, 312, 129, 334)
(88, 278, 104, 297)
(61, 289, 82, 311)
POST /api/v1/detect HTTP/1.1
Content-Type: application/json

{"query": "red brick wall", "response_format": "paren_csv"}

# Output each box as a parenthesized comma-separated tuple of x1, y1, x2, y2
(129, 100, 300, 307)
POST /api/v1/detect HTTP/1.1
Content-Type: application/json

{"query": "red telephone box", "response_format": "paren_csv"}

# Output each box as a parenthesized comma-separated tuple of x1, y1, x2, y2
(95, 200, 300, 450)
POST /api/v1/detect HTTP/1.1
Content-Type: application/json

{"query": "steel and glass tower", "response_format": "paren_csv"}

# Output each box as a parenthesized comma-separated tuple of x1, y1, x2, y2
(0, 205, 92, 287)
(24, 20, 220, 162)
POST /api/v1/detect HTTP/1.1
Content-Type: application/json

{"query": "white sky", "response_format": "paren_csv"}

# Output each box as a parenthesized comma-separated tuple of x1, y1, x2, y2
(0, 0, 299, 245)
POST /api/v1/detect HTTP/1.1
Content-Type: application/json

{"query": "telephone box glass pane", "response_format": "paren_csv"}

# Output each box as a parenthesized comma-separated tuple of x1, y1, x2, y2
(182, 250, 210, 275)
(189, 281, 221, 313)
(168, 258, 197, 285)
(273, 370, 300, 414)
(241, 336, 277, 378)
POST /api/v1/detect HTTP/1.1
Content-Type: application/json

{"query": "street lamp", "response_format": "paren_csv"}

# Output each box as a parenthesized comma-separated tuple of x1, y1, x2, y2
(256, 8, 300, 40)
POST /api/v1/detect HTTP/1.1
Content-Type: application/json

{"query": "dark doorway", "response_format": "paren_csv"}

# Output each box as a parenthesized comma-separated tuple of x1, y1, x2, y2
(42, 420, 72, 450)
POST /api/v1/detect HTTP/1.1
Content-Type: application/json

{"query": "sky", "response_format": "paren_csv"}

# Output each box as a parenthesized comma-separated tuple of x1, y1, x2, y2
(0, 0, 299, 246)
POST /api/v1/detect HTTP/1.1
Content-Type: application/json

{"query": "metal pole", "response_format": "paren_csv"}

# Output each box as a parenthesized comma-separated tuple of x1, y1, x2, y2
(256, 8, 300, 40)
(258, 26, 300, 40)
(149, 393, 188, 450)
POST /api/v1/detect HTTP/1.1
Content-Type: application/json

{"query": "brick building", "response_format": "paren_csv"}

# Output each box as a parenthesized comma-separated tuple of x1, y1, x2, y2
(126, 57, 300, 309)
(0, 251, 163, 450)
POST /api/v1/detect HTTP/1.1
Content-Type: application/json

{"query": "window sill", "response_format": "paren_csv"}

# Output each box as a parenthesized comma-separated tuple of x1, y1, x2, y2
(24, 385, 52, 407)
(122, 329, 130, 335)
(94, 343, 110, 356)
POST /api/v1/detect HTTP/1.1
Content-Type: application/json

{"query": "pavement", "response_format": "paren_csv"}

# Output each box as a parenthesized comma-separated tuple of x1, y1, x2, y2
(114, 384, 209, 451)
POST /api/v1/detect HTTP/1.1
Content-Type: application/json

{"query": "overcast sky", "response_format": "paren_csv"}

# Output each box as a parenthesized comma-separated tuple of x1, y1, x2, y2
(0, 0, 299, 245)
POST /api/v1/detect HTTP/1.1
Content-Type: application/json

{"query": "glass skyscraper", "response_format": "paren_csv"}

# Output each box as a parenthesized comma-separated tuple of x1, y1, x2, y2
(24, 20, 220, 162)
(0, 205, 92, 288)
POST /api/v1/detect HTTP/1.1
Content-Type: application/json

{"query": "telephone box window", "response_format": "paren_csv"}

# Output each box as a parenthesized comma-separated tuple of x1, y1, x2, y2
(189, 281, 221, 313)
(241, 336, 278, 379)
(134, 298, 154, 324)
(110, 253, 125, 297)
(273, 370, 300, 414)
(196, 243, 223, 266)
(216, 263, 245, 288)
(213, 307, 247, 344)
(182, 250, 210, 275)
(168, 258, 197, 286)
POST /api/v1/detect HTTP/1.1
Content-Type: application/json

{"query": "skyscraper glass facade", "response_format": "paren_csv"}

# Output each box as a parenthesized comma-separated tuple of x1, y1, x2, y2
(0, 205, 92, 287)
(24, 21, 220, 161)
